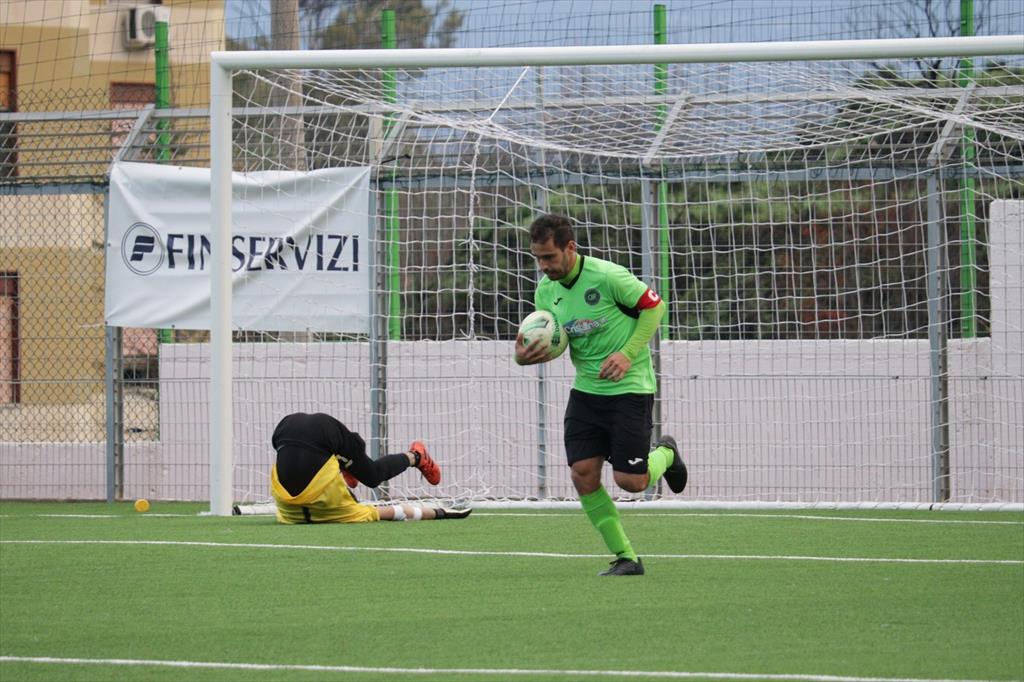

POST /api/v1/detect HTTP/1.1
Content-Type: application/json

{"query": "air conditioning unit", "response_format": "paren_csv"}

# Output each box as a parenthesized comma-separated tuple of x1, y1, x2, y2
(123, 5, 169, 50)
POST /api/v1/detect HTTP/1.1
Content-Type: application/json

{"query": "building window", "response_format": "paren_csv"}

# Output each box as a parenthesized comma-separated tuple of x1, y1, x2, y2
(1, 272, 19, 404)
(0, 51, 15, 178)
(110, 82, 156, 155)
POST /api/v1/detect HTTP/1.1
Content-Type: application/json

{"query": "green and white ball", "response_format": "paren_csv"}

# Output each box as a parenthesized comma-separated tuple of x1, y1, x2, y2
(518, 309, 568, 360)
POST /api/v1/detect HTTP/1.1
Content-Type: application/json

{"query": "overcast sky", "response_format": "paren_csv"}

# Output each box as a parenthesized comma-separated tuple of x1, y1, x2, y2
(225, 0, 1024, 49)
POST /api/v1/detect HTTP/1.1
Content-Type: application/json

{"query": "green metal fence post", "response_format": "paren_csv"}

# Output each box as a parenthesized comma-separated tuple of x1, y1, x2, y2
(959, 0, 977, 338)
(155, 8, 173, 344)
(382, 9, 401, 341)
(654, 4, 670, 338)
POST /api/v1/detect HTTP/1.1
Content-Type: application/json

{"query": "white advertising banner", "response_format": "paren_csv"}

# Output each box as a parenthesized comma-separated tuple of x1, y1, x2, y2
(106, 162, 371, 332)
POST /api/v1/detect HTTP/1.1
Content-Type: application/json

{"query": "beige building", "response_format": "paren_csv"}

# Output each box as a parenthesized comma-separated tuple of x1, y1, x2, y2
(0, 0, 223, 413)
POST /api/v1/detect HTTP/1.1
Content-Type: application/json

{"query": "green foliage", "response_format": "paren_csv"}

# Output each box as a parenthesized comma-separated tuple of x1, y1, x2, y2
(304, 0, 463, 50)
(428, 215, 536, 340)
(414, 167, 1005, 343)
(229, 1, 464, 52)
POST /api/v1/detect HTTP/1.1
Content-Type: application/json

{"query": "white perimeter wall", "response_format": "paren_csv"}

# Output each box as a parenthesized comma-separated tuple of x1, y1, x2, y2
(2, 202, 1021, 504)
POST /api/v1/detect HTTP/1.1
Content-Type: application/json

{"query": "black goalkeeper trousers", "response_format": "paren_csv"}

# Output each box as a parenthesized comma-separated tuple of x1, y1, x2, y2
(345, 451, 411, 488)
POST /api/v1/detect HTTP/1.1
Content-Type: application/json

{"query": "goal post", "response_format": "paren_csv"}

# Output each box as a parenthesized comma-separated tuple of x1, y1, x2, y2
(209, 61, 233, 517)
(208, 36, 1024, 516)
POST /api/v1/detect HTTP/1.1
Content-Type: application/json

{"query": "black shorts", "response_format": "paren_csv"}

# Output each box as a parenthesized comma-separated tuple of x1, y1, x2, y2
(563, 389, 654, 474)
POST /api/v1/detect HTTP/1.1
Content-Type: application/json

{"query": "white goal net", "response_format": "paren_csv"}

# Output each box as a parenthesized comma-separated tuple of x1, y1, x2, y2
(191, 38, 1023, 513)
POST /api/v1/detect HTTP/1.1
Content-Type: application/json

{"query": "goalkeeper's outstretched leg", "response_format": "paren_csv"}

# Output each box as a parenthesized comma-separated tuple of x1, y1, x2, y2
(340, 440, 440, 488)
(377, 504, 472, 521)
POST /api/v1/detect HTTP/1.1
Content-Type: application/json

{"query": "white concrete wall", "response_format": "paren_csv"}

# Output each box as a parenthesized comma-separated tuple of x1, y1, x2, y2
(108, 334, 1021, 503)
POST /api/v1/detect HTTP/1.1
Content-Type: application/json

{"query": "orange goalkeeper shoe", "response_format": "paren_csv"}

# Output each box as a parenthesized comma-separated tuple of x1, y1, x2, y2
(341, 470, 359, 488)
(410, 440, 441, 485)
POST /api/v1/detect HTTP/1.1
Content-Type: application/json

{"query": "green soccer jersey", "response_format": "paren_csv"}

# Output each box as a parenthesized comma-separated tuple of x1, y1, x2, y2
(535, 254, 657, 395)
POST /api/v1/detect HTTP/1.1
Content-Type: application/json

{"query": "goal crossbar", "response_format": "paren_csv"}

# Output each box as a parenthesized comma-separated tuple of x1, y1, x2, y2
(211, 35, 1024, 70)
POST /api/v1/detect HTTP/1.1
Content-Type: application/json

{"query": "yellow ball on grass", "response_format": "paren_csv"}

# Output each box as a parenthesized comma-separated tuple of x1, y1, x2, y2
(134, 499, 150, 513)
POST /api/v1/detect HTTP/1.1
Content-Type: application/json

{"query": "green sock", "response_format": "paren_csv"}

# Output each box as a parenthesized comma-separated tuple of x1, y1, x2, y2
(646, 445, 674, 490)
(580, 486, 637, 561)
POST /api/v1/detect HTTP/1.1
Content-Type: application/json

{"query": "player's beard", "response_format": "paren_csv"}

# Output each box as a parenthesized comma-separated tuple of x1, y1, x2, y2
(545, 253, 572, 280)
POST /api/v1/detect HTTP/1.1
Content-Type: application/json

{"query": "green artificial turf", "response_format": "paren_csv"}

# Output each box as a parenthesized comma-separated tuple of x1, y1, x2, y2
(1, 501, 1021, 681)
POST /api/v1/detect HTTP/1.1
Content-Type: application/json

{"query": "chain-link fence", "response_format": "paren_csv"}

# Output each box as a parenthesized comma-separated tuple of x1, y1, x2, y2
(1, 99, 164, 499)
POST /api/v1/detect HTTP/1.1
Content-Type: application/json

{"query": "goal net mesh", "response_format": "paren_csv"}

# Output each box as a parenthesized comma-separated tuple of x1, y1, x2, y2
(185, 53, 1023, 506)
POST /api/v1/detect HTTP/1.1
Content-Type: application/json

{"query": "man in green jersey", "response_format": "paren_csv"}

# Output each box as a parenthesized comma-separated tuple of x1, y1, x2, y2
(515, 214, 687, 576)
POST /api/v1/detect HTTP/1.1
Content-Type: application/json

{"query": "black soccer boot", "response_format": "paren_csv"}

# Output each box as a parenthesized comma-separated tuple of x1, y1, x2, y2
(434, 507, 472, 520)
(656, 435, 688, 494)
(599, 557, 645, 576)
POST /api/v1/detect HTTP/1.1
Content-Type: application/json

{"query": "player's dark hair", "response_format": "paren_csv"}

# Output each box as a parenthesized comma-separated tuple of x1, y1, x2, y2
(529, 214, 575, 249)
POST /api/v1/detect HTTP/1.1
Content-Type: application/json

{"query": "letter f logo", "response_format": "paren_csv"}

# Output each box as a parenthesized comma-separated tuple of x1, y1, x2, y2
(130, 235, 155, 262)
(121, 223, 165, 276)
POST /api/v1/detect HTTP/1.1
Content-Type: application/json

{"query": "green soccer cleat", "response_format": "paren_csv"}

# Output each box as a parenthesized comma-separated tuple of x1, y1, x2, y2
(599, 557, 644, 576)
(657, 435, 688, 494)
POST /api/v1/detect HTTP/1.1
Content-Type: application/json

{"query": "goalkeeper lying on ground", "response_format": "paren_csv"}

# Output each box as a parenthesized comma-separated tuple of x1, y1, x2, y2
(269, 411, 471, 523)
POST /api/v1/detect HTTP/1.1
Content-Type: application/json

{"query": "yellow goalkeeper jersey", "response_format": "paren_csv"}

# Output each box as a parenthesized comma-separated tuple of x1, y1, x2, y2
(270, 456, 380, 524)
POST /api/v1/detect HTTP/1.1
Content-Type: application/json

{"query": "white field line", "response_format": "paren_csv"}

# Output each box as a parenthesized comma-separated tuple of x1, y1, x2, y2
(0, 513, 186, 519)
(0, 655, 1019, 682)
(1, 539, 1020, 565)
(472, 513, 1024, 526)
(1, 511, 1022, 526)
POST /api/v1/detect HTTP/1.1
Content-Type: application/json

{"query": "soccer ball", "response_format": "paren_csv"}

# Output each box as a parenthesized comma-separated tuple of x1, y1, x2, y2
(517, 309, 568, 360)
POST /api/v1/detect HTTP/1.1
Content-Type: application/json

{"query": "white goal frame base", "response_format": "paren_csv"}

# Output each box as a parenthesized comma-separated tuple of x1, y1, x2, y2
(231, 500, 1024, 515)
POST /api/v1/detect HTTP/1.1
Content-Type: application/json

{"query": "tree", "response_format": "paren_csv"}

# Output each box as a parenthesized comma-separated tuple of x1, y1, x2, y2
(299, 0, 463, 50)
(848, 0, 993, 85)
(225, 1, 465, 167)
